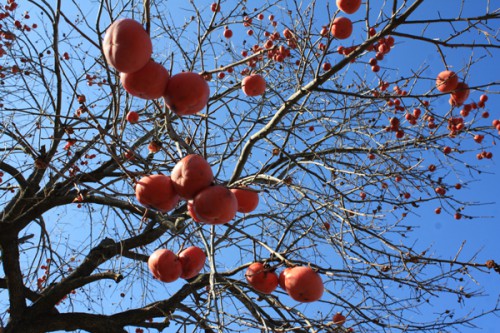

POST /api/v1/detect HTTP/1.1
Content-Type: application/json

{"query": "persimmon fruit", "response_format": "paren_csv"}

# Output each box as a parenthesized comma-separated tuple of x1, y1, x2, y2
(102, 18, 152, 73)
(330, 17, 353, 40)
(449, 82, 470, 106)
(187, 200, 203, 223)
(278, 267, 292, 290)
(435, 70, 459, 93)
(171, 154, 214, 199)
(178, 246, 206, 279)
(241, 74, 266, 96)
(230, 187, 259, 213)
(336, 0, 361, 14)
(435, 187, 446, 196)
(283, 266, 324, 302)
(193, 185, 238, 225)
(148, 249, 183, 283)
(333, 313, 346, 326)
(120, 60, 169, 100)
(245, 262, 279, 294)
(164, 72, 210, 116)
(223, 28, 233, 38)
(126, 111, 139, 124)
(147, 141, 161, 154)
(135, 175, 180, 212)
(210, 3, 220, 12)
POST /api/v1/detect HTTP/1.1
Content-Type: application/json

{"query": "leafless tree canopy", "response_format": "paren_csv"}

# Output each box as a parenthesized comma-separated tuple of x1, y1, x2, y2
(0, 0, 499, 332)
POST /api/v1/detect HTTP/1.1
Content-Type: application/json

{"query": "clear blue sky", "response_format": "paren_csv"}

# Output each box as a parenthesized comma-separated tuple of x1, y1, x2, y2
(3, 1, 498, 332)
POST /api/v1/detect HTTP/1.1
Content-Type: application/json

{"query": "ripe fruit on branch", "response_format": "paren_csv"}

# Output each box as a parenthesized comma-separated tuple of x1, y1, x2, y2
(478, 151, 493, 159)
(164, 72, 210, 116)
(283, 28, 294, 40)
(449, 82, 470, 106)
(245, 262, 279, 294)
(243, 16, 252, 27)
(413, 108, 421, 118)
(147, 141, 161, 154)
(336, 0, 361, 14)
(120, 60, 170, 100)
(474, 134, 484, 144)
(171, 154, 214, 199)
(378, 43, 390, 54)
(333, 312, 347, 326)
(241, 74, 266, 96)
(187, 200, 203, 223)
(230, 187, 259, 213)
(435, 187, 446, 196)
(126, 111, 139, 124)
(223, 28, 233, 39)
(210, 3, 220, 12)
(330, 17, 353, 40)
(102, 18, 152, 73)
(435, 70, 458, 93)
(193, 185, 238, 225)
(389, 117, 400, 130)
(135, 175, 180, 212)
(178, 246, 206, 279)
(395, 130, 404, 139)
(386, 36, 395, 47)
(282, 266, 324, 302)
(278, 267, 292, 290)
(148, 249, 183, 283)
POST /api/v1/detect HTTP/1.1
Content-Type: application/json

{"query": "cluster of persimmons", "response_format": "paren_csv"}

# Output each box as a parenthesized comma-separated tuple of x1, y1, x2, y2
(134, 155, 325, 302)
(103, 18, 266, 113)
(101, 15, 329, 305)
(134, 154, 259, 224)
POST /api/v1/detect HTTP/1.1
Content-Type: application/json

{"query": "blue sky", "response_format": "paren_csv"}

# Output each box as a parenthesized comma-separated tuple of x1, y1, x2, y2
(1, 1, 499, 332)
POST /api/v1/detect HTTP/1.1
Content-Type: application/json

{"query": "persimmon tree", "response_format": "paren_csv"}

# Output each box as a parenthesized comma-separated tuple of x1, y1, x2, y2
(0, 0, 499, 332)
